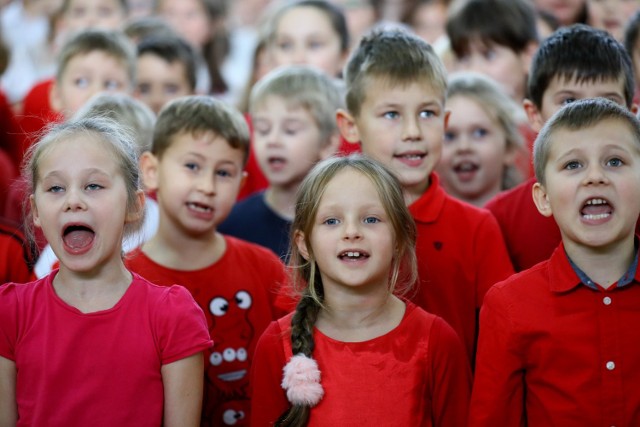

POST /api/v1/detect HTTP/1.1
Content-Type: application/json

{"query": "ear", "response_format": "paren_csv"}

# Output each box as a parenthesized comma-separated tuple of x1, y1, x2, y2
(336, 108, 361, 145)
(319, 132, 341, 159)
(49, 81, 62, 114)
(443, 109, 451, 128)
(632, 102, 638, 116)
(30, 194, 41, 229)
(294, 230, 310, 261)
(532, 181, 553, 217)
(139, 151, 160, 192)
(523, 98, 545, 133)
(125, 190, 146, 223)
(239, 170, 248, 190)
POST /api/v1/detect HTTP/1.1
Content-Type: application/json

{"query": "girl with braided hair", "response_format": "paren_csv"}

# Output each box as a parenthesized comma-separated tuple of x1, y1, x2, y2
(249, 154, 471, 426)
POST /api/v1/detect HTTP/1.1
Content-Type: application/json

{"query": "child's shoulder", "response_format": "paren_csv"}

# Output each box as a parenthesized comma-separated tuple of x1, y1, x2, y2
(223, 234, 283, 263)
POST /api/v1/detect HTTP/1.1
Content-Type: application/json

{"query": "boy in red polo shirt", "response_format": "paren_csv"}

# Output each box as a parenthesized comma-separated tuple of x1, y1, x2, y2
(485, 24, 638, 271)
(337, 28, 514, 364)
(471, 97, 640, 426)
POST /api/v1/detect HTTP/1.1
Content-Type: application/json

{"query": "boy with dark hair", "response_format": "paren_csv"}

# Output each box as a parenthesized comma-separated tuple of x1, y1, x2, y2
(125, 95, 287, 426)
(446, 0, 539, 102)
(471, 97, 640, 426)
(134, 34, 198, 114)
(337, 28, 514, 363)
(486, 24, 637, 271)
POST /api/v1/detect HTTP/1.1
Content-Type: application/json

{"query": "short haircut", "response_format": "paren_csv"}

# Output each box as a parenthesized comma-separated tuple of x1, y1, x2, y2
(250, 65, 345, 143)
(528, 24, 635, 109)
(262, 0, 350, 54)
(344, 28, 447, 117)
(74, 93, 156, 155)
(533, 98, 640, 185)
(123, 15, 177, 42)
(137, 35, 198, 92)
(152, 95, 251, 164)
(624, 10, 640, 72)
(446, 0, 538, 58)
(55, 29, 137, 87)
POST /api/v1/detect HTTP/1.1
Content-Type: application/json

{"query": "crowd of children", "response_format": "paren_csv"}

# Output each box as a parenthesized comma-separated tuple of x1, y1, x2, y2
(2, 0, 640, 425)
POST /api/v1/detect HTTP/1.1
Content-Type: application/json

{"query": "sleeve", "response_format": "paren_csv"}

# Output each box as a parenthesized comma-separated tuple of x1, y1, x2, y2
(0, 284, 18, 361)
(469, 285, 525, 427)
(427, 316, 472, 427)
(155, 285, 213, 365)
(473, 212, 515, 306)
(249, 321, 290, 427)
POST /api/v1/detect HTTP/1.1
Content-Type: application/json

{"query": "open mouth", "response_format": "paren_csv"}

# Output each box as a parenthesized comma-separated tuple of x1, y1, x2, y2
(581, 198, 612, 221)
(187, 202, 212, 213)
(454, 161, 479, 173)
(63, 224, 95, 251)
(268, 156, 286, 166)
(338, 250, 370, 260)
(395, 153, 425, 161)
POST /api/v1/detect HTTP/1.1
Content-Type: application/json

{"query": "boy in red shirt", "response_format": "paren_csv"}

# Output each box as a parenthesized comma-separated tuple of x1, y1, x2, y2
(485, 24, 637, 271)
(471, 97, 640, 426)
(337, 28, 514, 364)
(125, 95, 287, 426)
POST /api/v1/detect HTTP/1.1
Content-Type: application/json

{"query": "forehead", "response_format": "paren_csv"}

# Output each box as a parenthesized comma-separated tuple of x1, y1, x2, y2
(277, 6, 335, 34)
(318, 168, 379, 205)
(40, 132, 119, 170)
(166, 130, 244, 161)
(547, 117, 640, 157)
(361, 76, 445, 105)
(546, 74, 626, 99)
(253, 95, 315, 117)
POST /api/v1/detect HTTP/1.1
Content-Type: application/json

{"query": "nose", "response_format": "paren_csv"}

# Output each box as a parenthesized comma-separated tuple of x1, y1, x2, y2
(197, 174, 216, 195)
(291, 46, 307, 65)
(342, 218, 363, 241)
(584, 164, 609, 186)
(64, 188, 87, 212)
(454, 133, 472, 152)
(402, 116, 422, 141)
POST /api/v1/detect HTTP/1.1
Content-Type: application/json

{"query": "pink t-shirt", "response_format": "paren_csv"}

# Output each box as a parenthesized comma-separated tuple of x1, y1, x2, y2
(0, 271, 212, 427)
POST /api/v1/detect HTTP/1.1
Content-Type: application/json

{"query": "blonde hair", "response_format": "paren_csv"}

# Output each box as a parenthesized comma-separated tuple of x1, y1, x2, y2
(278, 154, 417, 426)
(23, 117, 144, 246)
(447, 71, 525, 190)
(250, 65, 345, 143)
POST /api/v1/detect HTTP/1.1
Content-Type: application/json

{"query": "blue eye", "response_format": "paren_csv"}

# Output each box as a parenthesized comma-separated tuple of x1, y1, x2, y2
(607, 158, 623, 167)
(383, 111, 399, 119)
(561, 97, 577, 106)
(74, 77, 89, 88)
(48, 185, 64, 193)
(419, 110, 435, 118)
(86, 183, 103, 191)
(364, 217, 379, 224)
(564, 160, 581, 170)
(472, 128, 488, 138)
(216, 169, 232, 178)
(323, 218, 339, 225)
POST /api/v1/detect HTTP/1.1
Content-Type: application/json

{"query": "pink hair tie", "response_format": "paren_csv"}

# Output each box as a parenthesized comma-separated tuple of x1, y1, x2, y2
(281, 354, 324, 407)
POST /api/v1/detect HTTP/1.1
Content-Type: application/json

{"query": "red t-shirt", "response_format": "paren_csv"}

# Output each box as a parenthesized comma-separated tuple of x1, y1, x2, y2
(125, 235, 289, 426)
(0, 272, 212, 427)
(470, 243, 640, 426)
(410, 173, 515, 363)
(0, 219, 35, 284)
(250, 301, 471, 426)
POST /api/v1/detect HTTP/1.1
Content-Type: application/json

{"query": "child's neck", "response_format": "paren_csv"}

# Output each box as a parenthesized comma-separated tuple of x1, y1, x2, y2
(142, 225, 226, 271)
(316, 292, 406, 343)
(264, 186, 297, 220)
(403, 178, 431, 206)
(564, 237, 636, 290)
(54, 260, 133, 314)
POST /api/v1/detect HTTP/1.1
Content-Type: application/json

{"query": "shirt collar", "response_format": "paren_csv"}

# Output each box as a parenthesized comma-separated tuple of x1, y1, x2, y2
(408, 173, 446, 223)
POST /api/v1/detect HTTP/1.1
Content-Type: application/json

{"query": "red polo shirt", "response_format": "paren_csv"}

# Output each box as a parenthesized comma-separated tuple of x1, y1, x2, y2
(409, 173, 514, 363)
(470, 242, 640, 426)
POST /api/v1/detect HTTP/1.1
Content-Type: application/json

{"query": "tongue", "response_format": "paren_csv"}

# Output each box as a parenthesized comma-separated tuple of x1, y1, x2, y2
(64, 229, 94, 250)
(582, 204, 611, 216)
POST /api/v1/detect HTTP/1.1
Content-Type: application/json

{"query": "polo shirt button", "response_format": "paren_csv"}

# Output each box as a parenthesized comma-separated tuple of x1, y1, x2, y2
(606, 361, 615, 370)
(603, 296, 612, 305)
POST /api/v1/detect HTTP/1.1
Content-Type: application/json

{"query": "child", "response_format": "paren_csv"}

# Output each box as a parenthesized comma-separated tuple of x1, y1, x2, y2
(134, 34, 198, 114)
(470, 97, 640, 426)
(55, 0, 128, 37)
(437, 71, 525, 207)
(0, 117, 212, 426)
(219, 65, 343, 259)
(446, 0, 539, 103)
(263, 0, 350, 78)
(34, 92, 158, 278)
(336, 29, 514, 364)
(485, 24, 637, 272)
(587, 0, 640, 42)
(250, 154, 471, 425)
(125, 95, 288, 426)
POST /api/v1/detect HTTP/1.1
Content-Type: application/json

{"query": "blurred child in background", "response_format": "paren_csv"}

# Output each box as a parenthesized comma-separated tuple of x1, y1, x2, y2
(437, 71, 524, 207)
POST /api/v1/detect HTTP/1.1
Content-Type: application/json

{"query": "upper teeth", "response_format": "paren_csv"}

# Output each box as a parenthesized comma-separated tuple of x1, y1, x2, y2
(345, 252, 361, 258)
(586, 199, 606, 205)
